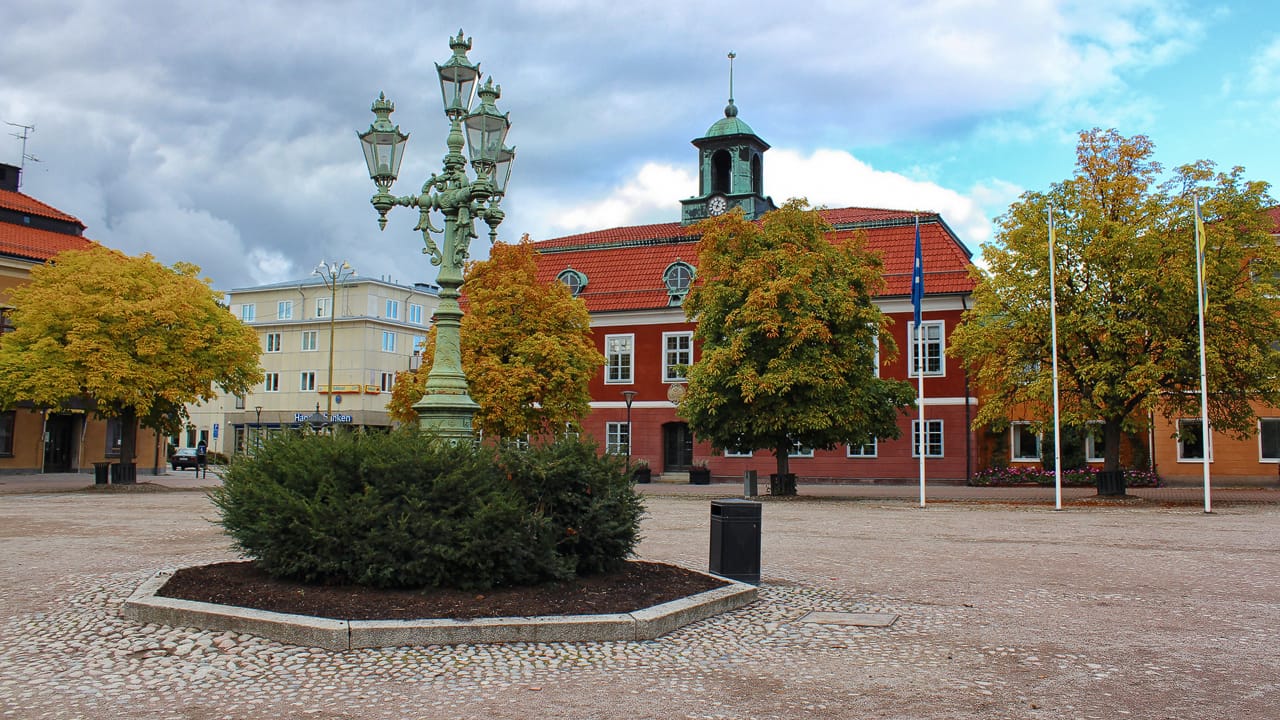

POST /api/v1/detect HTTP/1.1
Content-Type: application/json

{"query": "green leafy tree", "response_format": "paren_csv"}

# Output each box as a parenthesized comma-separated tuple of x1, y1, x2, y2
(681, 199, 917, 495)
(390, 235, 601, 440)
(0, 246, 263, 468)
(950, 128, 1280, 473)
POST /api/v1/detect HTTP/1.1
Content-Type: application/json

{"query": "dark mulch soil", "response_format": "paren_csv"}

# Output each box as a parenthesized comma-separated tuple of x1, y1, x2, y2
(160, 560, 728, 621)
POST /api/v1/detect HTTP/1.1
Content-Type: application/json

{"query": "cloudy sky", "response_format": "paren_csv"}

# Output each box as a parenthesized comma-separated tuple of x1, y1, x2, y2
(3, 1, 1277, 291)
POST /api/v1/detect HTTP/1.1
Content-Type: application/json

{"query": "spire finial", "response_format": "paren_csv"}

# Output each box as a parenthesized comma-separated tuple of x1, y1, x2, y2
(725, 51, 738, 118)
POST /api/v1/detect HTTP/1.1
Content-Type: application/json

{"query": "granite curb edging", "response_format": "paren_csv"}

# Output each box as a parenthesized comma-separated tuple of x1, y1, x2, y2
(122, 568, 758, 650)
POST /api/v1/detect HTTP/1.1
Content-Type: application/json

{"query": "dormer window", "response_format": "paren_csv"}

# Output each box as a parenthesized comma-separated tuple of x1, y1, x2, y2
(664, 261, 695, 305)
(558, 268, 588, 296)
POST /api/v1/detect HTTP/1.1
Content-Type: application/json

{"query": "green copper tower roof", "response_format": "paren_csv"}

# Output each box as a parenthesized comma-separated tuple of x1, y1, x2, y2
(704, 99, 756, 137)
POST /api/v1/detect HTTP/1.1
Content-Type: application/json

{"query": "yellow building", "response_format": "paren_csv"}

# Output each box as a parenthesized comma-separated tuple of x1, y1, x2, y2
(184, 275, 439, 456)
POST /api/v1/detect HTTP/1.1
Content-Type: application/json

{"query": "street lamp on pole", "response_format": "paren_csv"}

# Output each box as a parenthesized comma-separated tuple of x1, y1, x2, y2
(621, 390, 638, 472)
(253, 405, 262, 449)
(314, 260, 356, 431)
(358, 29, 514, 442)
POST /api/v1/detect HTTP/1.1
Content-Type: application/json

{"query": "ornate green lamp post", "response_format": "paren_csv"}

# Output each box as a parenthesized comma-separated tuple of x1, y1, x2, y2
(358, 30, 514, 441)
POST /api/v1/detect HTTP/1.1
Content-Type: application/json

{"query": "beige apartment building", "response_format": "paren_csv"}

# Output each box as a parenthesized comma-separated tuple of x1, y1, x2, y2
(185, 275, 439, 456)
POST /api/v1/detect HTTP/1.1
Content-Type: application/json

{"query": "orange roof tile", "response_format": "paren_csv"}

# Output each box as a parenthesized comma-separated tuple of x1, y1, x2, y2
(533, 207, 975, 313)
(0, 188, 85, 228)
(0, 222, 95, 263)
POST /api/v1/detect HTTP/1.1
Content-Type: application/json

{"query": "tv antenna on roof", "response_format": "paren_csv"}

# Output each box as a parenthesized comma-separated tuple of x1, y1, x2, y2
(5, 121, 41, 189)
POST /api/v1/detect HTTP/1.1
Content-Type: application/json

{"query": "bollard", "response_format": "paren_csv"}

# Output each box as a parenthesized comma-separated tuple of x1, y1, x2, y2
(743, 469, 757, 497)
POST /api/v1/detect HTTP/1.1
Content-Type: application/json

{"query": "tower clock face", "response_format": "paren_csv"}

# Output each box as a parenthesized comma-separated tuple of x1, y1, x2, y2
(708, 195, 728, 216)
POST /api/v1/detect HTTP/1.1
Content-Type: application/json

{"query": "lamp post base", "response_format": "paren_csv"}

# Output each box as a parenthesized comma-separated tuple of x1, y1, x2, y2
(414, 391, 481, 442)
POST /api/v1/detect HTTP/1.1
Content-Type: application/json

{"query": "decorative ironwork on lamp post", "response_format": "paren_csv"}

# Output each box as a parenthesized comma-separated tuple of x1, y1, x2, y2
(358, 29, 514, 441)
(314, 260, 356, 430)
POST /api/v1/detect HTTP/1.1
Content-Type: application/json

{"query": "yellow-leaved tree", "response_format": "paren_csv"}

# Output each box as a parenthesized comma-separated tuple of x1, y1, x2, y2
(0, 245, 263, 471)
(389, 235, 601, 440)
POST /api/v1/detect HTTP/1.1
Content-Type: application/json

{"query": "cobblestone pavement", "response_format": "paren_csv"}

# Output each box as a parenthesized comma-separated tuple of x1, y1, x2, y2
(1, 486, 1277, 719)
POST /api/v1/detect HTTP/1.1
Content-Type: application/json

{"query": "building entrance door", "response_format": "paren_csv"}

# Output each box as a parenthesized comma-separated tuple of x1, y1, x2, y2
(43, 414, 77, 472)
(662, 422, 694, 472)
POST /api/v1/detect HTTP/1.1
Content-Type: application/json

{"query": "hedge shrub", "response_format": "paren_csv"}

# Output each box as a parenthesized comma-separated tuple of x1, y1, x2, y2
(211, 430, 644, 590)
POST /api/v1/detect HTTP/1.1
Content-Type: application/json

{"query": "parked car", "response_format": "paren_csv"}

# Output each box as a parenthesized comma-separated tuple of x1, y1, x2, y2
(171, 447, 201, 470)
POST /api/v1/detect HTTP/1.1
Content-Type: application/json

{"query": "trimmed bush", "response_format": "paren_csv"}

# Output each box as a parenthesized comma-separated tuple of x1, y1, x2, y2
(212, 430, 643, 590)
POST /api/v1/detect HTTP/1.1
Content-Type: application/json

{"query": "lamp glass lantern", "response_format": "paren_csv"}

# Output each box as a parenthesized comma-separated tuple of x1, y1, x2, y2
(491, 145, 516, 196)
(463, 79, 510, 169)
(436, 31, 480, 117)
(358, 94, 409, 187)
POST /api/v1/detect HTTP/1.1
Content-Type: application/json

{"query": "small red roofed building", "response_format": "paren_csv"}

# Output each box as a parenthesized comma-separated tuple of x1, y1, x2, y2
(0, 163, 163, 476)
(531, 97, 980, 483)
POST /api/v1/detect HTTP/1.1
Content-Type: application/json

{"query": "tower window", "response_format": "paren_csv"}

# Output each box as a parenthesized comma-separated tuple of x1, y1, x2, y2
(751, 153, 762, 195)
(711, 149, 732, 194)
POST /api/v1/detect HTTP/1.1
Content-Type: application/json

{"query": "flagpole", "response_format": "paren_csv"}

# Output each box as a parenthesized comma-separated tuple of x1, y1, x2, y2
(913, 215, 926, 508)
(1194, 197, 1212, 513)
(1048, 208, 1063, 511)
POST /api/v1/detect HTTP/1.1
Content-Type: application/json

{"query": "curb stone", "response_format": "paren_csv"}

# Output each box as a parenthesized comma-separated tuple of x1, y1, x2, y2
(122, 568, 758, 650)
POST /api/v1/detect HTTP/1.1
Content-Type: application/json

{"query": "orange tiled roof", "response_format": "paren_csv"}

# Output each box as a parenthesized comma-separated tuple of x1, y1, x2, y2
(0, 188, 85, 228)
(0, 222, 94, 263)
(533, 207, 975, 313)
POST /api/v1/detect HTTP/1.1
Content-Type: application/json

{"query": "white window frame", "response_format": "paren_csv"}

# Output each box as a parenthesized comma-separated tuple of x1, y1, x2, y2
(1260, 418, 1280, 462)
(908, 320, 945, 377)
(1085, 422, 1105, 462)
(315, 297, 331, 319)
(301, 330, 318, 351)
(264, 373, 280, 393)
(605, 334, 634, 384)
(788, 443, 814, 458)
(871, 326, 881, 377)
(662, 332, 693, 383)
(723, 449, 753, 458)
(381, 331, 396, 353)
(606, 422, 631, 456)
(408, 303, 424, 325)
(1010, 422, 1042, 462)
(385, 299, 399, 320)
(265, 332, 282, 353)
(380, 372, 395, 392)
(411, 335, 427, 354)
(240, 304, 255, 322)
(912, 419, 944, 458)
(300, 371, 315, 391)
(847, 439, 878, 458)
(1177, 419, 1212, 462)
(277, 300, 293, 320)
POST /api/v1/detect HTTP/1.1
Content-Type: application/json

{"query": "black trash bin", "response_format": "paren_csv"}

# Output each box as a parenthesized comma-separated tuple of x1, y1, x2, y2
(110, 462, 137, 485)
(1096, 470, 1126, 497)
(92, 462, 111, 485)
(709, 498, 761, 584)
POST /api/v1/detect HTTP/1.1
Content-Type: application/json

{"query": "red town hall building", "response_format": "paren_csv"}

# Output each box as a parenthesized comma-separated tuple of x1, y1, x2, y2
(531, 99, 979, 483)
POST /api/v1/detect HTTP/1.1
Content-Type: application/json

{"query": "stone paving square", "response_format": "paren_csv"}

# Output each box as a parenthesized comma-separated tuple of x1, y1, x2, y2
(0, 478, 1277, 719)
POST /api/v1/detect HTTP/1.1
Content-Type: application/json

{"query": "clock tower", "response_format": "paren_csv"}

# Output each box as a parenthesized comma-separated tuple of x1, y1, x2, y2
(680, 53, 776, 225)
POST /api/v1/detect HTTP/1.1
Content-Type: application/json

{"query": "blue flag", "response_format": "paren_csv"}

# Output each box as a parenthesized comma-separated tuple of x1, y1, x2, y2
(912, 215, 924, 325)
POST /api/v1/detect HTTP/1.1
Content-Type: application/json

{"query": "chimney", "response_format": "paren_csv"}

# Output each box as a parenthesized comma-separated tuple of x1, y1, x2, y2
(0, 164, 19, 192)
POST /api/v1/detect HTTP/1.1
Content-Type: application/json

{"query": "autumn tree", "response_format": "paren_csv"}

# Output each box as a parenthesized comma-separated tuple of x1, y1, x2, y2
(680, 199, 917, 495)
(389, 236, 601, 440)
(0, 246, 263, 472)
(950, 128, 1280, 475)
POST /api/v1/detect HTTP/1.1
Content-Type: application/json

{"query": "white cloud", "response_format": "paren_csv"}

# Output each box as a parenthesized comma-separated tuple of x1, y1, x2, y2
(531, 163, 697, 237)
(522, 147, 1020, 254)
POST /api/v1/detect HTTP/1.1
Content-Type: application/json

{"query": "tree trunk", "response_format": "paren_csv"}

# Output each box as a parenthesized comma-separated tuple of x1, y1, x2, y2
(771, 445, 796, 496)
(1097, 418, 1127, 497)
(117, 406, 138, 484)
(1103, 419, 1122, 473)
